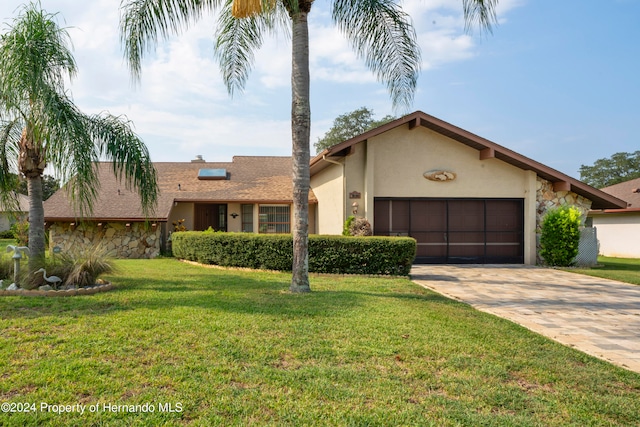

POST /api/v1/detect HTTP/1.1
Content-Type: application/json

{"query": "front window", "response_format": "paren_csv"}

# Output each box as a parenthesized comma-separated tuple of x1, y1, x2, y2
(241, 204, 254, 232)
(259, 205, 290, 234)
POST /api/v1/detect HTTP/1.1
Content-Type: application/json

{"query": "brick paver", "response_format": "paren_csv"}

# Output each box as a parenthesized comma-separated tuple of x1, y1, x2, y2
(410, 264, 640, 373)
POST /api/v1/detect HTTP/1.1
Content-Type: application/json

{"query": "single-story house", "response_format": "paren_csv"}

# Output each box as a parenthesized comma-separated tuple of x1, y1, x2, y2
(44, 111, 626, 263)
(0, 192, 29, 232)
(588, 177, 640, 258)
(44, 156, 317, 258)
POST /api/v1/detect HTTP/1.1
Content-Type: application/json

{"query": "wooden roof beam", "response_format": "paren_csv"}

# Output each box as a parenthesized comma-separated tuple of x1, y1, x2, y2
(479, 147, 495, 160)
(408, 117, 421, 130)
(553, 181, 571, 192)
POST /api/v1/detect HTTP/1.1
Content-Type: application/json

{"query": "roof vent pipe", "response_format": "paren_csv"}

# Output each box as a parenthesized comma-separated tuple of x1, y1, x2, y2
(191, 155, 205, 163)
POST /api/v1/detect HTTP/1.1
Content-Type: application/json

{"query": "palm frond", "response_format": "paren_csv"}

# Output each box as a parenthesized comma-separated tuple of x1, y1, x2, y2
(0, 3, 76, 110)
(214, 0, 289, 95)
(87, 113, 159, 218)
(332, 0, 421, 112)
(38, 89, 100, 217)
(120, 0, 221, 81)
(0, 117, 22, 210)
(462, 0, 498, 35)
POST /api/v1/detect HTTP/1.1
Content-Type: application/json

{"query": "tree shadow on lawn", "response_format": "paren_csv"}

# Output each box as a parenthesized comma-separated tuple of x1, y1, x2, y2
(0, 269, 454, 320)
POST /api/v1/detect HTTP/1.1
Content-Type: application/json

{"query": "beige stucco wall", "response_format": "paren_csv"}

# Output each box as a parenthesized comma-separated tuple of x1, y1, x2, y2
(169, 202, 194, 231)
(313, 125, 538, 264)
(369, 126, 530, 200)
(310, 162, 345, 235)
(591, 213, 640, 258)
(227, 202, 242, 232)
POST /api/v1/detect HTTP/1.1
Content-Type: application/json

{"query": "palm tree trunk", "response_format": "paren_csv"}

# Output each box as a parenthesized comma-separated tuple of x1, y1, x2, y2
(290, 10, 311, 293)
(26, 175, 46, 277)
(18, 128, 47, 281)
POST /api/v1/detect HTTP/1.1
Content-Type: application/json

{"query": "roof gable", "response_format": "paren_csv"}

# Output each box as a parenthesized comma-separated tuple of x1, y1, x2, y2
(310, 111, 626, 210)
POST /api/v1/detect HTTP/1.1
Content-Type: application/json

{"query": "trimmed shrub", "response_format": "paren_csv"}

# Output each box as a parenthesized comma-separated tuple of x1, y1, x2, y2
(539, 206, 582, 266)
(172, 232, 417, 276)
(0, 230, 15, 239)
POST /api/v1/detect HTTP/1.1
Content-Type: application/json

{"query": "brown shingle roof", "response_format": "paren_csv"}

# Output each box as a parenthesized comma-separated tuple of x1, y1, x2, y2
(0, 193, 29, 212)
(599, 177, 640, 210)
(44, 156, 317, 221)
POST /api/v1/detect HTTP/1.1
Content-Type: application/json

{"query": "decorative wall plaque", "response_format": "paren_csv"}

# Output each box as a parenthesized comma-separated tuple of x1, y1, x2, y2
(423, 170, 456, 182)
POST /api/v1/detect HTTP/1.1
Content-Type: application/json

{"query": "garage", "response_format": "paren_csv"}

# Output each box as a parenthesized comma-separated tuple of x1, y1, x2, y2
(374, 198, 524, 264)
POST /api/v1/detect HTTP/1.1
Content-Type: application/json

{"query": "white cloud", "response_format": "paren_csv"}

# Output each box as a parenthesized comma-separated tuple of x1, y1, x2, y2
(0, 0, 523, 163)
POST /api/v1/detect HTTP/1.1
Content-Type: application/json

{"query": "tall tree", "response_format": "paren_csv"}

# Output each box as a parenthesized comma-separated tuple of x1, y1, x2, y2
(9, 173, 61, 201)
(315, 107, 395, 153)
(579, 151, 640, 189)
(0, 3, 158, 282)
(121, 0, 497, 292)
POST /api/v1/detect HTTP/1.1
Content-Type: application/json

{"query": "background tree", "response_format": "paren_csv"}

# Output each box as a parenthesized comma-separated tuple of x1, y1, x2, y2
(9, 173, 60, 201)
(315, 107, 395, 153)
(121, 0, 497, 292)
(579, 151, 640, 188)
(0, 3, 158, 281)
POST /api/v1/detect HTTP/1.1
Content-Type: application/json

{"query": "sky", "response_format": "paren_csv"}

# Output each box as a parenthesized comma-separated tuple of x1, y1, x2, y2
(1, 0, 638, 179)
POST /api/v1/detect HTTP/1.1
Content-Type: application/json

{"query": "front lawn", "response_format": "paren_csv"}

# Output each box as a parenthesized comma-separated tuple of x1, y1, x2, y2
(1, 259, 639, 426)
(569, 256, 640, 285)
(0, 238, 14, 252)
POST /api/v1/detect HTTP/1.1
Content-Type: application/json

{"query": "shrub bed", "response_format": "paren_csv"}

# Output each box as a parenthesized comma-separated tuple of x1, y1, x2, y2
(172, 232, 416, 275)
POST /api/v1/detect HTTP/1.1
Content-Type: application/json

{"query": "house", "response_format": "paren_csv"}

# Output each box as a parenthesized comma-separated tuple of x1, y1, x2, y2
(588, 177, 640, 258)
(0, 192, 29, 232)
(44, 111, 626, 263)
(309, 111, 625, 264)
(44, 156, 317, 258)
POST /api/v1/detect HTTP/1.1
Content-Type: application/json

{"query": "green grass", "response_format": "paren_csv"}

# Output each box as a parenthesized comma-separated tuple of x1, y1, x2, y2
(568, 256, 640, 285)
(0, 238, 15, 252)
(1, 259, 639, 426)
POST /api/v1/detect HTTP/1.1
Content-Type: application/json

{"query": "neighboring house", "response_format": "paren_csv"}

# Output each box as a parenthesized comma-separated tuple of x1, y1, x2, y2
(44, 156, 317, 258)
(45, 111, 626, 263)
(0, 192, 29, 232)
(588, 177, 640, 258)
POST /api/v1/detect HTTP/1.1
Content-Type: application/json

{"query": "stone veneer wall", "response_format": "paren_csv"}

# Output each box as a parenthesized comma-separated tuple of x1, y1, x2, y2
(49, 221, 162, 259)
(535, 177, 592, 263)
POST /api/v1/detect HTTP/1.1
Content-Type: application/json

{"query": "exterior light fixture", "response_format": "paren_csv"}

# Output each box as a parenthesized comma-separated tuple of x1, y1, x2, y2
(230, 213, 239, 219)
(352, 202, 359, 215)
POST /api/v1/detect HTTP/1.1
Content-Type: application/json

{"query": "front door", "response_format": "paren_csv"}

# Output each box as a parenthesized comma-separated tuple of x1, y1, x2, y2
(194, 204, 227, 231)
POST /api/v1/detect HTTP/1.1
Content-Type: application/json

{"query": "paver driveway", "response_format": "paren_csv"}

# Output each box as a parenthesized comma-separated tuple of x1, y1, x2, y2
(410, 264, 640, 373)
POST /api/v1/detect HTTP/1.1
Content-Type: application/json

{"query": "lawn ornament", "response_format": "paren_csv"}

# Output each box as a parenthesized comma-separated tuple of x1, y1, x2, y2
(6, 245, 30, 288)
(34, 268, 63, 288)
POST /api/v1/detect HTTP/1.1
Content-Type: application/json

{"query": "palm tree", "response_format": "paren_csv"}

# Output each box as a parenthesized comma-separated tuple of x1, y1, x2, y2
(0, 3, 158, 284)
(120, 0, 497, 292)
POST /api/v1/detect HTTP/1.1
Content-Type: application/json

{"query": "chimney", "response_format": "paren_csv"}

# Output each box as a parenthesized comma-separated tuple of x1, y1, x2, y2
(191, 155, 205, 163)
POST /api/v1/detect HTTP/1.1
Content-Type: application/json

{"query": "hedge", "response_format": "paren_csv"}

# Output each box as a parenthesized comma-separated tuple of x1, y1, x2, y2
(172, 232, 417, 276)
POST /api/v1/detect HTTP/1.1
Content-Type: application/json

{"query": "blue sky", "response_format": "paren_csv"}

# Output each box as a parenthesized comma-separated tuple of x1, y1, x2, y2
(1, 0, 638, 180)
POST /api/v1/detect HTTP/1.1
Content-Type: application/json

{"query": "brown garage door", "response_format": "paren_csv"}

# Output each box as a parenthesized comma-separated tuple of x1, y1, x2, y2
(374, 198, 524, 264)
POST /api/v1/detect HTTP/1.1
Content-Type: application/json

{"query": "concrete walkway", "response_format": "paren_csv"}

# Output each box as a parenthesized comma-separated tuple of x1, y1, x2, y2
(410, 265, 640, 374)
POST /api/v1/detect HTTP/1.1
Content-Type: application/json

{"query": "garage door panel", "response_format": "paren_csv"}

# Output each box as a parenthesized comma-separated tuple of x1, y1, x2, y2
(410, 200, 447, 231)
(448, 200, 484, 231)
(374, 198, 524, 264)
(486, 200, 523, 231)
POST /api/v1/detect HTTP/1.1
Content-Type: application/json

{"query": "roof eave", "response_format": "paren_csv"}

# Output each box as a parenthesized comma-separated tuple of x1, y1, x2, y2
(310, 111, 628, 210)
